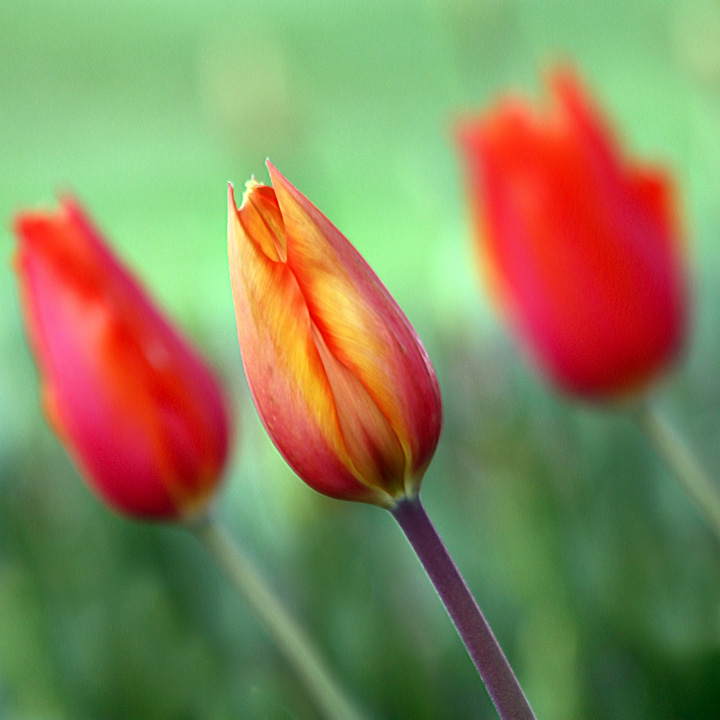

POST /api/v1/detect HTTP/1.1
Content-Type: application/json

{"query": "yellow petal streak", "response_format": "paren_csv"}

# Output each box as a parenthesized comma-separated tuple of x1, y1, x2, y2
(311, 324, 406, 496)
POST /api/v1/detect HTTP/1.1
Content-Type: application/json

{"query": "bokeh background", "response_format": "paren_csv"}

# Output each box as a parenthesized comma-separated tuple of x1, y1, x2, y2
(2, 0, 720, 718)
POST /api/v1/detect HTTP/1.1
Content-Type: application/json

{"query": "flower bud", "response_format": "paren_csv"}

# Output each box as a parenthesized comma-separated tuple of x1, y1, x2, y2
(457, 69, 687, 398)
(14, 199, 230, 520)
(228, 162, 442, 507)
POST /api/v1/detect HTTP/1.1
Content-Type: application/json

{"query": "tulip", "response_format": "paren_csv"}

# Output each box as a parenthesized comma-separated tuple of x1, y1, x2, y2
(14, 198, 230, 520)
(228, 164, 537, 720)
(456, 69, 687, 398)
(227, 162, 442, 507)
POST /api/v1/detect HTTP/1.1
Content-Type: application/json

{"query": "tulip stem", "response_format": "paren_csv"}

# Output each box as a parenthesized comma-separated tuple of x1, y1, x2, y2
(390, 497, 536, 720)
(189, 516, 369, 720)
(632, 402, 720, 541)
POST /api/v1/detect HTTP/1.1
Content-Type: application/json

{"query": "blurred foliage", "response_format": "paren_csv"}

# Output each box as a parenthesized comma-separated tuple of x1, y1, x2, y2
(2, 0, 720, 718)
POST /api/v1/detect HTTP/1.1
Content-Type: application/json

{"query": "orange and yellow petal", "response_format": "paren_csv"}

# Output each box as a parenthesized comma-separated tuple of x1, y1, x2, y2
(228, 165, 442, 505)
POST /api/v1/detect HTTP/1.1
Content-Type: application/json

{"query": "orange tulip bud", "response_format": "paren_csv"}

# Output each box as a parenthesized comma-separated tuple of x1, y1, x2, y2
(228, 162, 442, 507)
(14, 199, 230, 520)
(457, 69, 687, 398)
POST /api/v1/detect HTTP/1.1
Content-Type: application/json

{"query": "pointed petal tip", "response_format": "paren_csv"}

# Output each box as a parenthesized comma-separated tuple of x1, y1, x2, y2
(265, 165, 301, 211)
(546, 65, 596, 119)
(265, 161, 289, 189)
(263, 159, 279, 188)
(227, 182, 237, 212)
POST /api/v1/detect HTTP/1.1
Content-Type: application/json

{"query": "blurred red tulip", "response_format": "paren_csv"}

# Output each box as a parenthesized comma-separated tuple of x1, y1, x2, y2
(228, 162, 442, 507)
(14, 199, 230, 520)
(457, 69, 687, 398)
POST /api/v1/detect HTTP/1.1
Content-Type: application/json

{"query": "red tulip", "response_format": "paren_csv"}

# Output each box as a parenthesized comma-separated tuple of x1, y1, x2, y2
(228, 162, 442, 507)
(457, 70, 687, 398)
(14, 199, 230, 520)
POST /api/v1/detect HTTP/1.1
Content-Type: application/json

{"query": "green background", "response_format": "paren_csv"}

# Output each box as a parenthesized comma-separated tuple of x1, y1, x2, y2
(2, 0, 720, 717)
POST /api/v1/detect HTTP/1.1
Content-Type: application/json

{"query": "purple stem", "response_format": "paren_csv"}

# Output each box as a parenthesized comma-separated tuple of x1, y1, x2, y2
(391, 496, 536, 720)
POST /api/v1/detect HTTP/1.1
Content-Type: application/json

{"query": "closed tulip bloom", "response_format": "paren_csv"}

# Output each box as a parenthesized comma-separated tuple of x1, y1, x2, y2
(228, 162, 442, 507)
(457, 70, 686, 398)
(14, 199, 230, 520)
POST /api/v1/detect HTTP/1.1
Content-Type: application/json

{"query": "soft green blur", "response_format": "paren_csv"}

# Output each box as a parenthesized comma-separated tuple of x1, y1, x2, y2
(2, 0, 720, 718)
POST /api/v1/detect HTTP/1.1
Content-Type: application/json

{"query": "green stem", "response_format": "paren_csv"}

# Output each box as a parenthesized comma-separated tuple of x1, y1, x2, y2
(632, 401, 720, 541)
(188, 516, 369, 720)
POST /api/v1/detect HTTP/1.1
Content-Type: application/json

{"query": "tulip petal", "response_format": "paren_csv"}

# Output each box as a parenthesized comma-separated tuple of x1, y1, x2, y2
(228, 164, 442, 505)
(457, 69, 686, 398)
(15, 200, 230, 519)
